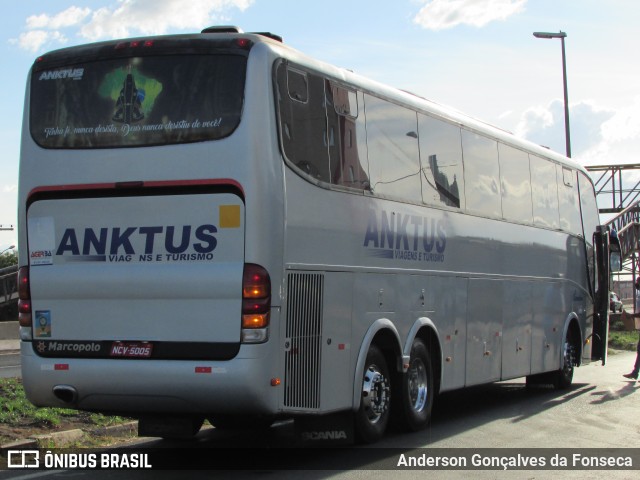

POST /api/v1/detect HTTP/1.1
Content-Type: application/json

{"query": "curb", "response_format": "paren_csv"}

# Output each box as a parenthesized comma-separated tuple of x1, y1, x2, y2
(0, 421, 138, 450)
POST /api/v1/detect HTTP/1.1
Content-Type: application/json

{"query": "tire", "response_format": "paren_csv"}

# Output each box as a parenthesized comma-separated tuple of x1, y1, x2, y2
(395, 339, 434, 431)
(552, 330, 576, 389)
(355, 344, 391, 444)
(208, 414, 274, 431)
(525, 372, 546, 388)
(138, 415, 204, 441)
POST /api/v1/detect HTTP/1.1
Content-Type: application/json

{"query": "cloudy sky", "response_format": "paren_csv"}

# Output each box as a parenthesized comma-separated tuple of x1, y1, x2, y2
(1, 0, 639, 250)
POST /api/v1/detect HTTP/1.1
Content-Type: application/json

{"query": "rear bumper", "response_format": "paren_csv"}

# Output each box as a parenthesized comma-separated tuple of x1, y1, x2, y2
(20, 341, 279, 415)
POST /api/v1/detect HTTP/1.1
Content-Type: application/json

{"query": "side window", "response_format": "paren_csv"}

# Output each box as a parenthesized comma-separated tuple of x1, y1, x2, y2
(326, 84, 370, 190)
(462, 131, 501, 218)
(558, 166, 582, 235)
(418, 114, 464, 209)
(578, 172, 600, 244)
(578, 171, 600, 296)
(287, 68, 308, 102)
(530, 155, 560, 229)
(276, 63, 330, 182)
(498, 144, 533, 224)
(365, 95, 421, 202)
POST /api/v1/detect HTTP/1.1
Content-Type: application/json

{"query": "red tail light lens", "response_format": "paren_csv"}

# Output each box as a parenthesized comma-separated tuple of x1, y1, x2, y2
(235, 38, 252, 49)
(242, 264, 270, 329)
(18, 267, 32, 327)
(18, 267, 29, 299)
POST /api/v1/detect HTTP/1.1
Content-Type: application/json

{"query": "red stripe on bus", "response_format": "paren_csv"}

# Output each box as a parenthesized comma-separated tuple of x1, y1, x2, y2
(28, 179, 245, 199)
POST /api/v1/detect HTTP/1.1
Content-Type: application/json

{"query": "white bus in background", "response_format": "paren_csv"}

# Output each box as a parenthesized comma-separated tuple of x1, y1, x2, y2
(18, 27, 616, 443)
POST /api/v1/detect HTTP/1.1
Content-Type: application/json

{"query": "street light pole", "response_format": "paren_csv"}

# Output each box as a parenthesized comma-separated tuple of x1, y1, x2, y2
(533, 31, 571, 158)
(0, 245, 15, 256)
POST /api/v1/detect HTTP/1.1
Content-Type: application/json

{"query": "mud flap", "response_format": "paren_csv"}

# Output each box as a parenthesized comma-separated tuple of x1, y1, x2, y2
(294, 411, 354, 446)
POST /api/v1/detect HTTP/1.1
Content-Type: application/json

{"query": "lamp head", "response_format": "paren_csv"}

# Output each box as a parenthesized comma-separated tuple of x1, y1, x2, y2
(533, 31, 567, 39)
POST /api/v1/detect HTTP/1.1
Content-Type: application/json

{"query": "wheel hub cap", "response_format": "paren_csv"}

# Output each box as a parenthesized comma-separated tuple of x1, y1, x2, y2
(362, 365, 389, 422)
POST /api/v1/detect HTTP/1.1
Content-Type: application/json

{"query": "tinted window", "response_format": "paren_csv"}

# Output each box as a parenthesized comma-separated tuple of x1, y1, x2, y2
(498, 144, 532, 224)
(31, 55, 246, 148)
(578, 171, 599, 295)
(530, 156, 560, 229)
(326, 85, 369, 189)
(287, 68, 308, 103)
(277, 65, 330, 182)
(418, 114, 464, 209)
(578, 171, 600, 244)
(365, 95, 421, 202)
(462, 131, 501, 218)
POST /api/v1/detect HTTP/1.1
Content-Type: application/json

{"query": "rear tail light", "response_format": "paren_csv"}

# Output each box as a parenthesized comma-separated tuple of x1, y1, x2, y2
(242, 264, 270, 343)
(235, 38, 252, 49)
(18, 266, 32, 327)
(115, 40, 154, 50)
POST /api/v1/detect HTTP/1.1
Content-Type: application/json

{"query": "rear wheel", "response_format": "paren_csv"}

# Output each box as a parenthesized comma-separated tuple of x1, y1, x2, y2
(138, 415, 204, 440)
(208, 414, 274, 431)
(355, 345, 391, 444)
(396, 338, 434, 431)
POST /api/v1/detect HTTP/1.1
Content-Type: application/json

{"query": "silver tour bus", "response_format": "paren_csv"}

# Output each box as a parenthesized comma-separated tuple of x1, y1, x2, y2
(17, 27, 615, 443)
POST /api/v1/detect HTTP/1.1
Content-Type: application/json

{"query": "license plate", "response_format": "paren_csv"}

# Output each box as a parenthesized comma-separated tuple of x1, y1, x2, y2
(109, 341, 153, 358)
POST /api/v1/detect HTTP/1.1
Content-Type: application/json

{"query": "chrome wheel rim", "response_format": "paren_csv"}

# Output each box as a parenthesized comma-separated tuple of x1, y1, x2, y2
(362, 365, 390, 423)
(562, 341, 575, 377)
(408, 358, 428, 412)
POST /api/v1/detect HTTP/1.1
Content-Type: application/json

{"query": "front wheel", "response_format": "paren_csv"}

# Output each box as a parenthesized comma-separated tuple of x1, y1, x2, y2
(354, 345, 391, 444)
(395, 338, 434, 431)
(552, 330, 577, 389)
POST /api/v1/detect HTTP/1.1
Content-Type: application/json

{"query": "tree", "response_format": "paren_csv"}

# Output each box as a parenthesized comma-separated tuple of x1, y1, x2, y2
(0, 251, 18, 269)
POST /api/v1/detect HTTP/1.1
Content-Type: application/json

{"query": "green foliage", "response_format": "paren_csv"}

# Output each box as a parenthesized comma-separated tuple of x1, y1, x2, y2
(609, 330, 639, 351)
(0, 377, 127, 429)
(0, 250, 18, 268)
(0, 378, 76, 427)
(609, 314, 639, 351)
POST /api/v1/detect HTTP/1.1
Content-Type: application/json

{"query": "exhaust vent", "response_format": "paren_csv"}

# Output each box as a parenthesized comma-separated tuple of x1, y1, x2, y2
(284, 272, 324, 409)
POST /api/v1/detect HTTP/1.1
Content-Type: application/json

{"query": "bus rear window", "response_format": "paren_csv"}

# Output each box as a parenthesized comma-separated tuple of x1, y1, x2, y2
(30, 54, 246, 148)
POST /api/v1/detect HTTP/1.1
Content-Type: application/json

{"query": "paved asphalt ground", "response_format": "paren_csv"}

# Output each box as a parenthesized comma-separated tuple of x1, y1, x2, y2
(0, 319, 639, 479)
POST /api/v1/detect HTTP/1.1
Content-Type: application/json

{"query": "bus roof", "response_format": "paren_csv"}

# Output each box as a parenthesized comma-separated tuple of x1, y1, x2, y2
(33, 27, 585, 175)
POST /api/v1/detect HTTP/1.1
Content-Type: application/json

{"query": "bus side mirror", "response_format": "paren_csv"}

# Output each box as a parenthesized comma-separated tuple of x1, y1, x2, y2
(610, 251, 621, 272)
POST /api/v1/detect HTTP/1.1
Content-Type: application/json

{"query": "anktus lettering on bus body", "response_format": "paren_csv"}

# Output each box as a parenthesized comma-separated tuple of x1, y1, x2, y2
(53, 224, 218, 264)
(363, 209, 447, 263)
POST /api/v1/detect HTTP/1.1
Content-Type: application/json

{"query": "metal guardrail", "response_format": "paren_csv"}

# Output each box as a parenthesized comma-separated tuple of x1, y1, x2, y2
(0, 265, 18, 306)
(604, 201, 640, 279)
(586, 163, 640, 214)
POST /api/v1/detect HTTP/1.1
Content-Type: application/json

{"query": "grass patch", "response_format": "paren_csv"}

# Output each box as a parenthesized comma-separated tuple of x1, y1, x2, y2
(609, 316, 639, 352)
(0, 378, 78, 427)
(609, 330, 639, 351)
(0, 378, 131, 445)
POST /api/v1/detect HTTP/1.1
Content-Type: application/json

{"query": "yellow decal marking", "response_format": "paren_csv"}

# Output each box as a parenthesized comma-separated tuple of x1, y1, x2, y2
(219, 205, 241, 228)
